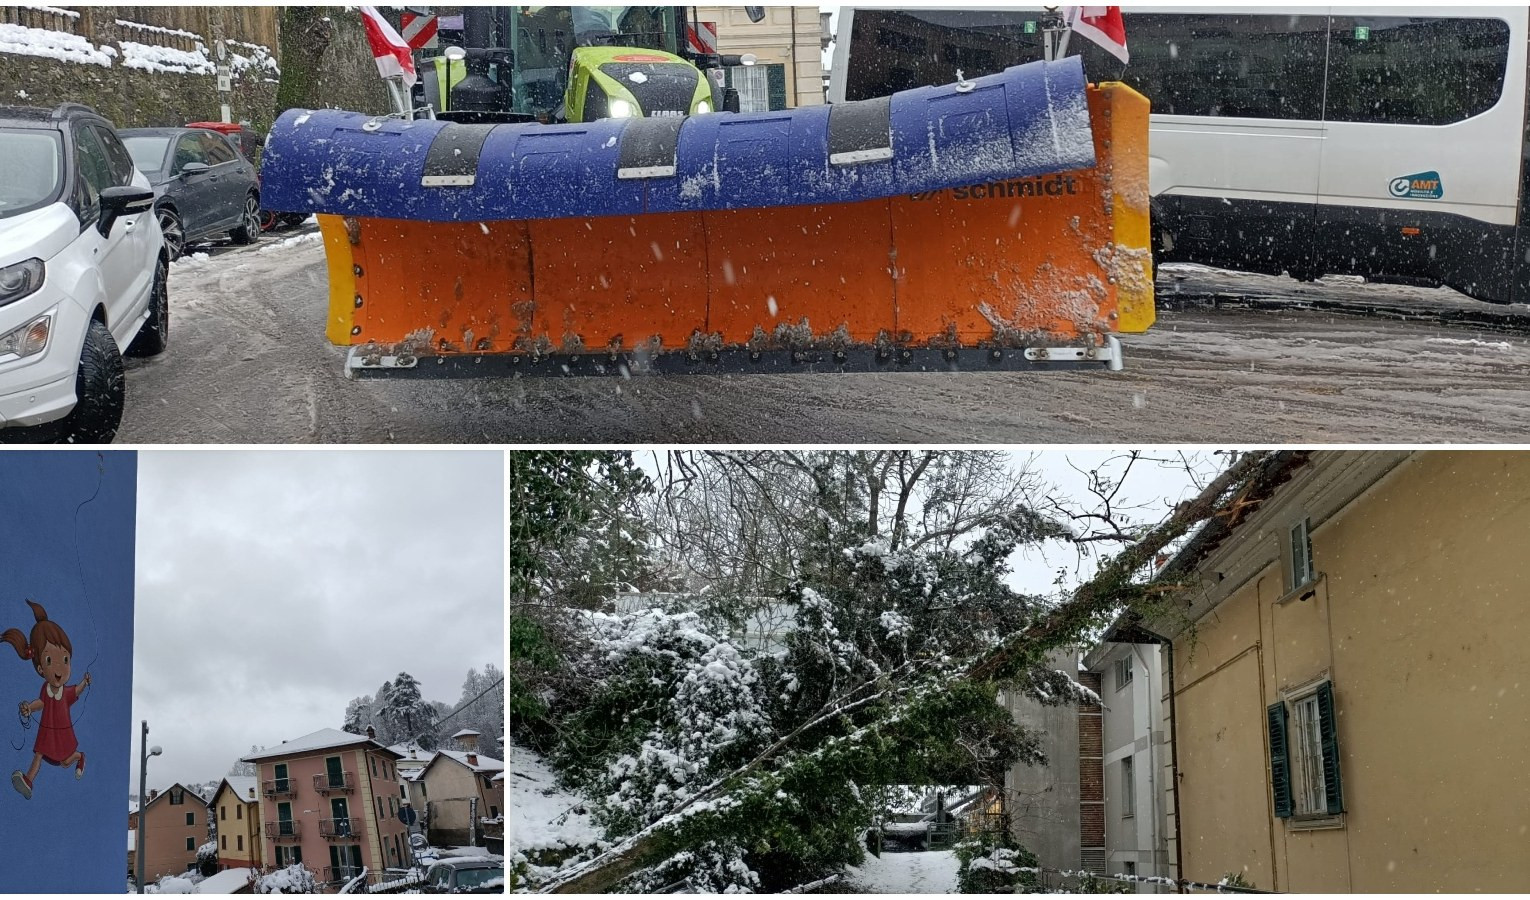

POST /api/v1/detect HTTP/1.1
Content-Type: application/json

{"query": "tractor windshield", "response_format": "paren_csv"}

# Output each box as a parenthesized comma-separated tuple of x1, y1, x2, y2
(507, 6, 680, 117)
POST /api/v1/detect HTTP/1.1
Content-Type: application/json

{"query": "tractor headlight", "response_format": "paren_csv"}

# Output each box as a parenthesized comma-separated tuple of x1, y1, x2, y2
(695, 100, 712, 115)
(609, 99, 634, 118)
(0, 258, 44, 308)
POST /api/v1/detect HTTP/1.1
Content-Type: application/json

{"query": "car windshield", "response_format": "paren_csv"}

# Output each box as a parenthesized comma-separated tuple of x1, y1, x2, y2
(0, 129, 64, 219)
(120, 134, 171, 175)
(452, 867, 504, 889)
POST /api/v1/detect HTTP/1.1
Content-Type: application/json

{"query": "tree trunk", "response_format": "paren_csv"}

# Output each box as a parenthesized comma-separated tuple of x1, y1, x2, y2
(274, 7, 336, 113)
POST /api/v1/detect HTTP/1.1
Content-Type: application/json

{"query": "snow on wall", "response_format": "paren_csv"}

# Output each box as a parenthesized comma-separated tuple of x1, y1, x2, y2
(115, 19, 204, 43)
(0, 21, 111, 67)
(119, 40, 216, 75)
(26, 5, 78, 18)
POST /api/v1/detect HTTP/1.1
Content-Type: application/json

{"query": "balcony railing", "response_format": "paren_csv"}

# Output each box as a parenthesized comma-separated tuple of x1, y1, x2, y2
(324, 865, 364, 884)
(262, 778, 298, 799)
(263, 821, 302, 841)
(313, 771, 355, 793)
(318, 816, 361, 839)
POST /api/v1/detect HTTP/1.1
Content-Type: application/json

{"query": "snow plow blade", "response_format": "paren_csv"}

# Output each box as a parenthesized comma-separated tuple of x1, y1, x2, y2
(263, 57, 1153, 377)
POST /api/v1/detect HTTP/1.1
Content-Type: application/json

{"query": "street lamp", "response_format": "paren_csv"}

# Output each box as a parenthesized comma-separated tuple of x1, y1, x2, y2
(136, 721, 163, 894)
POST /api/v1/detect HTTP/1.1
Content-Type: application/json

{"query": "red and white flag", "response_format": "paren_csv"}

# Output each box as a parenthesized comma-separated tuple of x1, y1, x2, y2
(360, 6, 417, 86)
(1064, 6, 1129, 64)
(400, 12, 439, 51)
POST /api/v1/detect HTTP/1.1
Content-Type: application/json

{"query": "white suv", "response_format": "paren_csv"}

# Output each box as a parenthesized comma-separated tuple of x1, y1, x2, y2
(0, 103, 168, 443)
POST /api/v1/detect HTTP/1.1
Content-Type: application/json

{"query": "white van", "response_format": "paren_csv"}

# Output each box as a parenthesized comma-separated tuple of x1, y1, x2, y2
(830, 7, 1530, 304)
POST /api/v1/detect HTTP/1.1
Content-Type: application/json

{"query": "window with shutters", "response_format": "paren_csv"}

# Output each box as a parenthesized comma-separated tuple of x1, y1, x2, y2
(1268, 680, 1344, 826)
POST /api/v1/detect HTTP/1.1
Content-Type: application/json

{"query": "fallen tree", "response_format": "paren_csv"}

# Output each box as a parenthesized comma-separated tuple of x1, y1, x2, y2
(539, 450, 1300, 893)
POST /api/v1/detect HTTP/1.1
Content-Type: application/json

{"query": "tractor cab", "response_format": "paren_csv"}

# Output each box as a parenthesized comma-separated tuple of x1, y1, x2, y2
(414, 6, 758, 124)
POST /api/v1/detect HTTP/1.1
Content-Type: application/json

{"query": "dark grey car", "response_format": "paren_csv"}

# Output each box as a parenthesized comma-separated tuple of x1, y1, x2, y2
(118, 127, 261, 259)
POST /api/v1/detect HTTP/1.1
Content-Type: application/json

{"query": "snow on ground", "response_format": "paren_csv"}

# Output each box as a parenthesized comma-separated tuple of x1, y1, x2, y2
(843, 849, 961, 894)
(509, 741, 604, 854)
(258, 231, 323, 253)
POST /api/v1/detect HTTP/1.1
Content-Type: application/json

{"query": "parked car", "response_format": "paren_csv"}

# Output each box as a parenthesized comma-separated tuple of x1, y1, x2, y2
(421, 858, 503, 894)
(0, 103, 168, 443)
(183, 121, 298, 232)
(118, 125, 261, 259)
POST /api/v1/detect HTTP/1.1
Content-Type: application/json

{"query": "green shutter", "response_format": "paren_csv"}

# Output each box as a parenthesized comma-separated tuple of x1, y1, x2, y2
(1267, 702, 1292, 818)
(767, 63, 787, 110)
(1316, 682, 1345, 814)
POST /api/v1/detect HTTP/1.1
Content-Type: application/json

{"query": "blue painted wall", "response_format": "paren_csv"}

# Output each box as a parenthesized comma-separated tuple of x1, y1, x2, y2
(0, 451, 136, 893)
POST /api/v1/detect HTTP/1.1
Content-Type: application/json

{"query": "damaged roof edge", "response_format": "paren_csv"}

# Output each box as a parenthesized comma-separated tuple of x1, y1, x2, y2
(1094, 450, 1317, 650)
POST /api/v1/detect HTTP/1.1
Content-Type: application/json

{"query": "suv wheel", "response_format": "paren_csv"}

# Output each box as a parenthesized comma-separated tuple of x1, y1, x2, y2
(53, 319, 125, 444)
(126, 256, 169, 358)
(157, 207, 185, 261)
(231, 193, 261, 245)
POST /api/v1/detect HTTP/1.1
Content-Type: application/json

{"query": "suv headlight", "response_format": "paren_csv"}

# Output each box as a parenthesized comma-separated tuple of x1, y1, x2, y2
(0, 259, 45, 308)
(0, 313, 51, 360)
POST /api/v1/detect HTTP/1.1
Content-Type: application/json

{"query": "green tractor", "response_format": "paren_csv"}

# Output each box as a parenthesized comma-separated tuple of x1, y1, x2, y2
(411, 6, 763, 124)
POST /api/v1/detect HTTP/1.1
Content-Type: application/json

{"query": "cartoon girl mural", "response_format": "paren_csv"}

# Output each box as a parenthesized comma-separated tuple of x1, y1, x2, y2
(2, 600, 90, 799)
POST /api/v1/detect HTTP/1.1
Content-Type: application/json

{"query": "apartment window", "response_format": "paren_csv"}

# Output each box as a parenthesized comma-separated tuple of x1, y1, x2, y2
(185, 812, 195, 826)
(1114, 655, 1133, 691)
(1268, 681, 1344, 821)
(170, 787, 184, 805)
(1123, 861, 1137, 878)
(1120, 756, 1136, 818)
(236, 805, 242, 820)
(1288, 518, 1315, 590)
(237, 835, 243, 852)
(371, 757, 378, 777)
(185, 837, 194, 852)
(220, 806, 226, 821)
(489, 805, 499, 818)
(221, 835, 227, 851)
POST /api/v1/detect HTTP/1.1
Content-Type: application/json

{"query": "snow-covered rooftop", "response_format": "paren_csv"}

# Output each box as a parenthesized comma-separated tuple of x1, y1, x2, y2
(217, 776, 258, 802)
(427, 749, 504, 775)
(388, 740, 431, 762)
(241, 728, 397, 762)
(451, 728, 481, 739)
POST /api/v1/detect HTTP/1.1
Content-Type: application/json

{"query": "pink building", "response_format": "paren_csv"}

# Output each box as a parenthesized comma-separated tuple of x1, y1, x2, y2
(241, 729, 410, 890)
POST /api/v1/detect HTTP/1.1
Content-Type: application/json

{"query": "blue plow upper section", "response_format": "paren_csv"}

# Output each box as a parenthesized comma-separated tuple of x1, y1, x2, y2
(261, 57, 1095, 223)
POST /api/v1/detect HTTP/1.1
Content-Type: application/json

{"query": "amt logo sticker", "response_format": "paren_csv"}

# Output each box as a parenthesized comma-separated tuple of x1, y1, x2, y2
(1389, 171, 1443, 200)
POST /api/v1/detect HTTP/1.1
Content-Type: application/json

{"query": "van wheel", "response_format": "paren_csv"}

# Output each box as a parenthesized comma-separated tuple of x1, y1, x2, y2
(53, 320, 125, 444)
(231, 193, 261, 245)
(126, 257, 169, 358)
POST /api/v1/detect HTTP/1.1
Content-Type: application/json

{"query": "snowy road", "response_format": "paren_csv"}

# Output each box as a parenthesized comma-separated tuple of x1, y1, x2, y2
(119, 238, 1530, 443)
(843, 850, 960, 893)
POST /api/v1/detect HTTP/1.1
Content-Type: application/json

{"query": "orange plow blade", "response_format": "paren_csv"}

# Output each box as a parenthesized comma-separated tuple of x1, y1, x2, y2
(316, 83, 1151, 377)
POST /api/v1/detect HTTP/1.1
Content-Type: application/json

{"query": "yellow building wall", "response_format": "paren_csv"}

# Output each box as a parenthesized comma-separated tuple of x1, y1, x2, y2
(1174, 451, 1530, 892)
(1172, 577, 1274, 890)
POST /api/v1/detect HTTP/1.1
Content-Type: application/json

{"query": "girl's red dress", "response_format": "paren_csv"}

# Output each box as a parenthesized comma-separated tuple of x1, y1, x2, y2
(34, 682, 79, 765)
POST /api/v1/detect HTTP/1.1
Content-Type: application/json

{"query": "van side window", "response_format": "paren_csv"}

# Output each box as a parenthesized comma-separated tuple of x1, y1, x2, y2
(1324, 17, 1511, 126)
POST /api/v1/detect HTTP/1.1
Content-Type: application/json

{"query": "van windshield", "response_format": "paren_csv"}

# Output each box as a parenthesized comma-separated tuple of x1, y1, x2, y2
(0, 129, 64, 219)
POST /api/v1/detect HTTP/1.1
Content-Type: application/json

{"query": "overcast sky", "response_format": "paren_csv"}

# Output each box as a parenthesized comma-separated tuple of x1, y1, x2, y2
(130, 450, 504, 793)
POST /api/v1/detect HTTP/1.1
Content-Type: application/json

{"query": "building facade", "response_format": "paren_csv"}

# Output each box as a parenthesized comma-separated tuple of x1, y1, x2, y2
(693, 5, 825, 110)
(211, 776, 262, 871)
(1001, 648, 1082, 874)
(1142, 450, 1530, 892)
(417, 745, 506, 847)
(243, 729, 411, 889)
(137, 783, 210, 882)
(1083, 638, 1170, 889)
